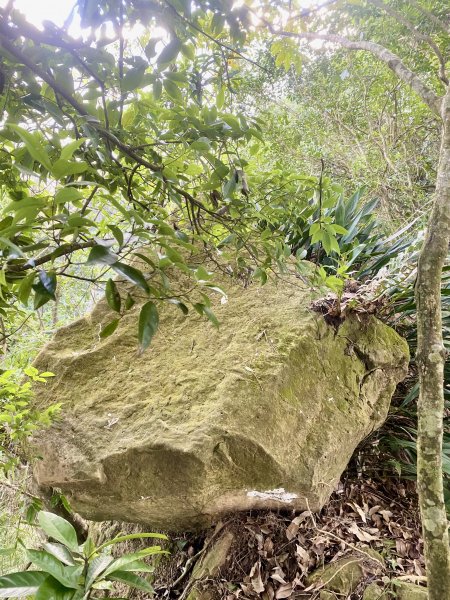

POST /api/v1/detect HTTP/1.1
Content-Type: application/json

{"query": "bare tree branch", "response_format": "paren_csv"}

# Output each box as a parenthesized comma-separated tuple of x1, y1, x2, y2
(6, 241, 98, 273)
(264, 24, 443, 116)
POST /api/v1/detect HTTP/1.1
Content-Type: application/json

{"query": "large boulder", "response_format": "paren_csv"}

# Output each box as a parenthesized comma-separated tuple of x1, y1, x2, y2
(31, 263, 408, 530)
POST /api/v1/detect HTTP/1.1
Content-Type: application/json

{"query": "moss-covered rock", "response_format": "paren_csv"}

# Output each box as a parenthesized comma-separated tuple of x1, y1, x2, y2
(31, 263, 408, 530)
(308, 557, 365, 595)
(392, 580, 428, 600)
(363, 582, 389, 600)
(191, 531, 235, 579)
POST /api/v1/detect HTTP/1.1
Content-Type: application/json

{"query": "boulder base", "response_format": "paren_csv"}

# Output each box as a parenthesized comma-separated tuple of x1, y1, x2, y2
(32, 264, 408, 530)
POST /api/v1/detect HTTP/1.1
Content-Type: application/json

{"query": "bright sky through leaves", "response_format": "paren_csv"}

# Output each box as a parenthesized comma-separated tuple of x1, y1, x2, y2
(0, 0, 75, 27)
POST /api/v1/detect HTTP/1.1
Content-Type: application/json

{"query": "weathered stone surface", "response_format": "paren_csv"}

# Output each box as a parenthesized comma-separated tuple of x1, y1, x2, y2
(308, 552, 384, 596)
(308, 556, 366, 595)
(192, 531, 235, 579)
(363, 582, 389, 600)
(31, 263, 408, 530)
(392, 580, 428, 600)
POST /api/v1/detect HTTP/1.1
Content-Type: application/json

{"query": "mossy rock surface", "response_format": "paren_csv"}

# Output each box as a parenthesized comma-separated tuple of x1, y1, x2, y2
(308, 556, 365, 594)
(31, 263, 408, 530)
(392, 580, 428, 600)
(363, 582, 389, 600)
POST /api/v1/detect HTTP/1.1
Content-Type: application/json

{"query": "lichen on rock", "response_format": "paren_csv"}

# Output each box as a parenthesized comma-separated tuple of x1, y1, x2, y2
(31, 262, 409, 530)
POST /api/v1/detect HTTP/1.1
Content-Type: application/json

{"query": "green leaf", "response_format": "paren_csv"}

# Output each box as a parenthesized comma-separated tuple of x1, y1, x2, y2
(107, 225, 124, 247)
(157, 38, 182, 67)
(105, 279, 121, 312)
(153, 79, 163, 99)
(108, 571, 154, 593)
(102, 547, 164, 577)
(35, 575, 77, 600)
(100, 318, 120, 338)
(85, 555, 113, 589)
(121, 66, 146, 92)
(27, 549, 82, 588)
(125, 293, 135, 310)
(223, 173, 237, 199)
(52, 159, 89, 178)
(55, 188, 84, 205)
(216, 86, 225, 109)
(138, 301, 159, 350)
(203, 306, 219, 328)
(43, 543, 76, 566)
(0, 571, 47, 597)
(190, 137, 211, 152)
(112, 262, 149, 292)
(95, 532, 167, 555)
(8, 124, 52, 171)
(87, 245, 118, 265)
(18, 272, 36, 306)
(163, 79, 182, 102)
(38, 270, 57, 298)
(60, 138, 86, 161)
(38, 511, 79, 553)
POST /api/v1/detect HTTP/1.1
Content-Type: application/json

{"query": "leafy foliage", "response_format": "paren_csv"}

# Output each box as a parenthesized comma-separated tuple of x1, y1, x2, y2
(0, 510, 168, 598)
(0, 368, 59, 475)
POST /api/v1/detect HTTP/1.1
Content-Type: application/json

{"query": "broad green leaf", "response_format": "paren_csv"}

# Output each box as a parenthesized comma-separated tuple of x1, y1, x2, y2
(27, 549, 81, 588)
(38, 511, 79, 552)
(17, 272, 36, 305)
(121, 66, 146, 92)
(52, 159, 89, 178)
(108, 570, 154, 593)
(32, 282, 54, 310)
(35, 575, 77, 600)
(157, 38, 182, 67)
(60, 138, 86, 161)
(125, 293, 135, 310)
(190, 137, 211, 152)
(153, 79, 162, 99)
(85, 555, 113, 589)
(223, 173, 237, 199)
(112, 262, 149, 292)
(87, 245, 118, 265)
(108, 559, 154, 573)
(0, 571, 47, 597)
(55, 188, 84, 205)
(138, 301, 159, 350)
(43, 543, 76, 566)
(163, 79, 182, 102)
(8, 124, 52, 171)
(216, 86, 225, 109)
(105, 279, 121, 312)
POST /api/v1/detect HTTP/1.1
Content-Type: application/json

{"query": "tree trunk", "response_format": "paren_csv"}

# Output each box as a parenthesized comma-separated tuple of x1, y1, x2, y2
(416, 86, 450, 600)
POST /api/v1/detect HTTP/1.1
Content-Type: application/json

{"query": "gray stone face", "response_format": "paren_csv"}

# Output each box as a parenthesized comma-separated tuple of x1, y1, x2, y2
(31, 264, 409, 530)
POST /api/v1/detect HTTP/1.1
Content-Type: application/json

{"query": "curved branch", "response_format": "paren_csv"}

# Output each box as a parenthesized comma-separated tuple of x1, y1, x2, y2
(267, 26, 443, 116)
(0, 25, 163, 173)
(6, 240, 98, 273)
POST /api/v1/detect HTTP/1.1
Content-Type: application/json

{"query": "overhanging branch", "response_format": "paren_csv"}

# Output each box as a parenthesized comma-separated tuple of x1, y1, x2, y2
(267, 27, 443, 117)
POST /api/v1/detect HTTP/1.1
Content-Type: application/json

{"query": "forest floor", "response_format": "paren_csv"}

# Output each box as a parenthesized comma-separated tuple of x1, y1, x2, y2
(108, 472, 424, 600)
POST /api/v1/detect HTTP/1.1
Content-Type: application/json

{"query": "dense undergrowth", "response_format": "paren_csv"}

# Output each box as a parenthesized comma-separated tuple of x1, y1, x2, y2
(288, 188, 450, 511)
